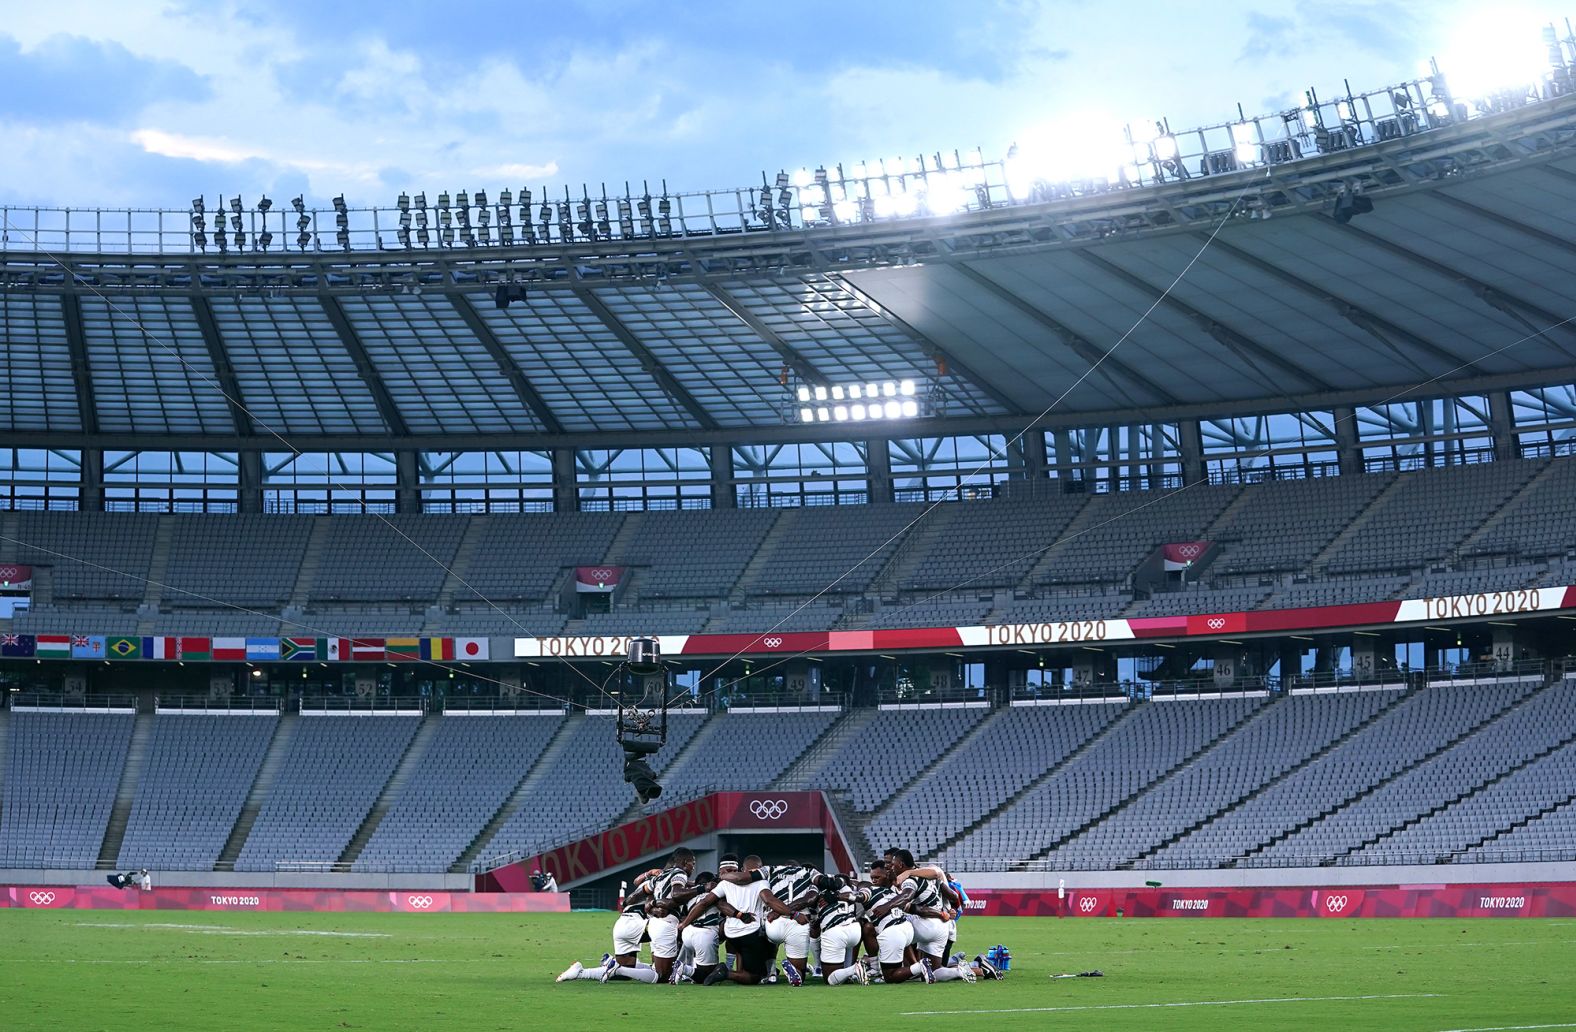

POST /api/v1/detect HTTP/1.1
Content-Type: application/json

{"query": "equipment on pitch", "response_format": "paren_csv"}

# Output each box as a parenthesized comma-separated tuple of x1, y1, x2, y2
(617, 637, 669, 803)
(986, 944, 1012, 972)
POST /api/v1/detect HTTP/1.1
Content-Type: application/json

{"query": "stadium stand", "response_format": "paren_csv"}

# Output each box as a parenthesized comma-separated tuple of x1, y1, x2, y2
(161, 516, 313, 607)
(739, 504, 924, 596)
(14, 511, 159, 601)
(793, 705, 991, 812)
(0, 710, 134, 867)
(308, 516, 467, 602)
(454, 513, 624, 603)
(233, 714, 421, 871)
(352, 713, 563, 872)
(116, 713, 278, 870)
(656, 708, 842, 802)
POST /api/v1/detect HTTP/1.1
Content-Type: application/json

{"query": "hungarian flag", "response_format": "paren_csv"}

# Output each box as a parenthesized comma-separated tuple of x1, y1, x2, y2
(0, 633, 36, 658)
(143, 636, 178, 660)
(36, 634, 71, 659)
(351, 638, 385, 662)
(386, 637, 420, 661)
(280, 637, 317, 661)
(107, 636, 142, 659)
(179, 637, 211, 662)
(455, 637, 489, 661)
(212, 637, 247, 662)
(421, 637, 454, 661)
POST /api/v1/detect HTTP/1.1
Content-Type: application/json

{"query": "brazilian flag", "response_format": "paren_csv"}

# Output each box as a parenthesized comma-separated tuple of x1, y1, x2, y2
(107, 636, 142, 659)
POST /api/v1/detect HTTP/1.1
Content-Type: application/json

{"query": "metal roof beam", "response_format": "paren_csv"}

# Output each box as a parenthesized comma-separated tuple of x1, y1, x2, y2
(1075, 250, 1336, 393)
(1433, 192, 1576, 260)
(58, 293, 98, 435)
(696, 280, 823, 386)
(317, 295, 411, 437)
(572, 286, 719, 430)
(447, 293, 565, 434)
(1331, 217, 1576, 350)
(1205, 236, 1477, 376)
(189, 295, 255, 436)
(949, 260, 1181, 408)
(826, 272, 1024, 415)
(7, 356, 1576, 454)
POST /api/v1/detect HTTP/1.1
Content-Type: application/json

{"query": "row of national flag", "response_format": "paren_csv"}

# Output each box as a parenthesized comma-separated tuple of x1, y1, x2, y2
(0, 633, 490, 663)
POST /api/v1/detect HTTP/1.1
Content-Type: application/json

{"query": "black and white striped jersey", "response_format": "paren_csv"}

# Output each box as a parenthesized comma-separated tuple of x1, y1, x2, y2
(765, 864, 821, 908)
(815, 893, 859, 931)
(908, 874, 945, 913)
(684, 890, 721, 928)
(861, 885, 908, 931)
(648, 867, 690, 907)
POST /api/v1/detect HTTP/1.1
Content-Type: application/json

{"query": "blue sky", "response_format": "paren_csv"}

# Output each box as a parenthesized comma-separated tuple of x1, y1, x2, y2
(0, 0, 1569, 210)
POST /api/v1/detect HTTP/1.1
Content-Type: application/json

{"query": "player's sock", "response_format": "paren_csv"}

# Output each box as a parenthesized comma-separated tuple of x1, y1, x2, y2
(931, 966, 963, 982)
(613, 965, 660, 983)
(909, 962, 928, 979)
(575, 967, 603, 980)
(828, 966, 860, 985)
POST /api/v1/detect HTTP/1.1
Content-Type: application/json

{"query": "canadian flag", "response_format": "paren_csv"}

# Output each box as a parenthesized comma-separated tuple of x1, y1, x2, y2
(455, 637, 489, 661)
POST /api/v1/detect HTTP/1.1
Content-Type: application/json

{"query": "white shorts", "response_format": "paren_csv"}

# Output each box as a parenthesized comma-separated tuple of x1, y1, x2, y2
(612, 913, 646, 956)
(681, 925, 721, 968)
(876, 921, 914, 966)
(818, 923, 863, 967)
(647, 915, 681, 959)
(765, 915, 811, 959)
(908, 915, 949, 958)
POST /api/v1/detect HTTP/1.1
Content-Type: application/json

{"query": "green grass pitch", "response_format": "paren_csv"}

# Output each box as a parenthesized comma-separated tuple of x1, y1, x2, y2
(4, 911, 1573, 1031)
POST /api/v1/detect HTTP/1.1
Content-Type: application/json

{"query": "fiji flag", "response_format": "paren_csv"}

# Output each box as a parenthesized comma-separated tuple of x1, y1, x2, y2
(0, 633, 36, 658)
(71, 634, 105, 659)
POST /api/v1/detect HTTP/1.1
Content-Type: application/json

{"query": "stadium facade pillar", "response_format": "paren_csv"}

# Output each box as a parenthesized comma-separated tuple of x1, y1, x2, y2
(867, 438, 893, 503)
(1487, 391, 1517, 461)
(1072, 651, 1116, 689)
(1016, 431, 1048, 481)
(238, 451, 262, 514)
(1351, 636, 1380, 682)
(1492, 625, 1528, 671)
(80, 448, 103, 511)
(1334, 406, 1361, 475)
(551, 449, 576, 513)
(395, 452, 420, 514)
(1050, 428, 1074, 484)
(1180, 419, 1206, 485)
(710, 445, 735, 509)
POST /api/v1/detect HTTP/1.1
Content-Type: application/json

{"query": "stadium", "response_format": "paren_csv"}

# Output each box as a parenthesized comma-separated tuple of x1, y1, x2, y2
(5, 11, 1576, 1030)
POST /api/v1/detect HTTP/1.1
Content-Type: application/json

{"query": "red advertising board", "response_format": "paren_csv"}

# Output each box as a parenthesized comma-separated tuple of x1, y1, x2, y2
(2, 886, 568, 913)
(478, 791, 854, 892)
(959, 883, 1576, 918)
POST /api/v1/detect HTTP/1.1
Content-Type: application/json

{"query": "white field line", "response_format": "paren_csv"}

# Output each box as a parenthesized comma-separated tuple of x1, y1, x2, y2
(71, 921, 389, 938)
(900, 992, 1442, 1018)
(1366, 940, 1575, 950)
(1, 958, 453, 965)
(1434, 1025, 1576, 1032)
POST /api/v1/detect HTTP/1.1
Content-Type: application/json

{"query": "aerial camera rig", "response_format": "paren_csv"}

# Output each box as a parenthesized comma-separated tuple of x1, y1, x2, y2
(616, 637, 669, 804)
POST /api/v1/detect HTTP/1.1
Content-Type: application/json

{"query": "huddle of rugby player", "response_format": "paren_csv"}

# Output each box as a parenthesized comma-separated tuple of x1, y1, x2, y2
(557, 847, 1003, 986)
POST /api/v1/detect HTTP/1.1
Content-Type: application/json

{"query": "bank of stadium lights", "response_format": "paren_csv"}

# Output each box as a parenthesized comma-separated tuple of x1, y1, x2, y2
(787, 150, 990, 226)
(188, 194, 276, 252)
(795, 379, 923, 423)
(385, 182, 673, 249)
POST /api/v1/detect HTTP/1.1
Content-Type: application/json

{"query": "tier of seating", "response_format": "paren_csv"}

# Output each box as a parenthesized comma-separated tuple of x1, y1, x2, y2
(4, 673, 1573, 874)
(8, 454, 1576, 636)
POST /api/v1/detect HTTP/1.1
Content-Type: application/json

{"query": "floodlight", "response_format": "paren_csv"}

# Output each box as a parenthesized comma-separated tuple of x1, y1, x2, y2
(1436, 15, 1552, 103)
(258, 230, 272, 250)
(900, 379, 915, 396)
(900, 399, 919, 417)
(848, 384, 863, 399)
(883, 381, 897, 397)
(799, 407, 815, 422)
(831, 385, 845, 400)
(832, 198, 858, 222)
(336, 227, 350, 250)
(1153, 135, 1179, 160)
(792, 167, 813, 188)
(892, 191, 919, 216)
(817, 406, 830, 421)
(257, 196, 272, 213)
(332, 194, 347, 213)
(850, 404, 866, 420)
(229, 196, 243, 214)
(872, 193, 898, 218)
(814, 385, 828, 401)
(883, 400, 901, 418)
(192, 230, 206, 250)
(797, 385, 811, 402)
(866, 382, 881, 398)
(297, 231, 311, 250)
(833, 405, 848, 421)
(291, 195, 305, 214)
(214, 231, 226, 252)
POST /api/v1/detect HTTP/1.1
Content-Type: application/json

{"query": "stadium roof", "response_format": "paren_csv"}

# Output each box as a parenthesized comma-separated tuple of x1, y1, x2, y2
(3, 91, 1576, 450)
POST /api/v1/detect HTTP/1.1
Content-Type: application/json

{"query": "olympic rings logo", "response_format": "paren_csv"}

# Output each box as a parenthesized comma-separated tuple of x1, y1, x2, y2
(1206, 617, 1226, 630)
(750, 799, 789, 820)
(590, 569, 614, 582)
(1178, 544, 1202, 558)
(407, 895, 435, 909)
(1325, 895, 1349, 913)
(762, 637, 783, 648)
(1078, 897, 1097, 913)
(28, 891, 56, 905)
